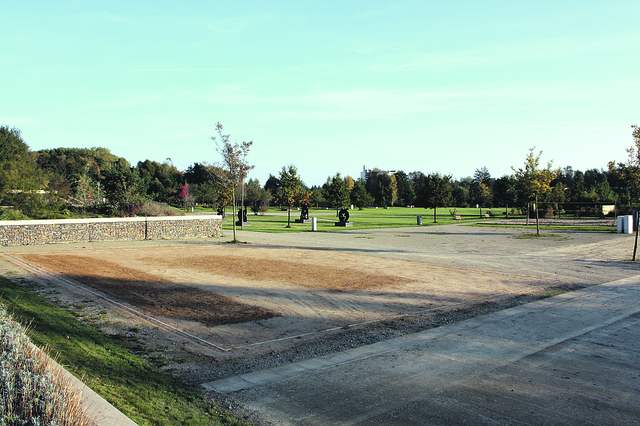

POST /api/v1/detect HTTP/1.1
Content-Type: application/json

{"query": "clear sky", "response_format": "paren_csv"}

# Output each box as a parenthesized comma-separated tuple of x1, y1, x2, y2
(2, 1, 639, 187)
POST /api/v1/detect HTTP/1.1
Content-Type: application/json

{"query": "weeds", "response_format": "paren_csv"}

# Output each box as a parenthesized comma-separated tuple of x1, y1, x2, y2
(0, 305, 94, 426)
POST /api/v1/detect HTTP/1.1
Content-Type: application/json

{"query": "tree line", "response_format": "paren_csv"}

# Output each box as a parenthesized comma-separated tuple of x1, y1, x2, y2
(1, 124, 639, 220)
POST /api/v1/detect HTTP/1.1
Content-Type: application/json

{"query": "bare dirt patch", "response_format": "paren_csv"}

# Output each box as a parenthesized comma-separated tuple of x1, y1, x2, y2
(18, 254, 277, 326)
(7, 241, 563, 388)
(159, 255, 411, 291)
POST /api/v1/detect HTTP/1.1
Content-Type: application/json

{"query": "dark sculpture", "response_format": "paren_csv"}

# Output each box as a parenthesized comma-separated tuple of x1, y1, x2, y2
(338, 208, 350, 222)
(300, 205, 309, 220)
(237, 208, 248, 222)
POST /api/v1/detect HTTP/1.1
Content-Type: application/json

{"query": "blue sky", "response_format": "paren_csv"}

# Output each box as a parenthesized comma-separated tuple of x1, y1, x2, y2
(2, 1, 639, 187)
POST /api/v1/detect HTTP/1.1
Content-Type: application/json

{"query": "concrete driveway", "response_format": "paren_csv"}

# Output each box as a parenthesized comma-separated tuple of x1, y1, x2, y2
(204, 274, 640, 425)
(204, 224, 640, 425)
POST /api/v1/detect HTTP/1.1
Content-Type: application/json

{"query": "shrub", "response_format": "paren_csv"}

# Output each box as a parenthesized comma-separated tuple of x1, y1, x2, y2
(139, 200, 183, 216)
(0, 209, 29, 221)
(0, 306, 93, 425)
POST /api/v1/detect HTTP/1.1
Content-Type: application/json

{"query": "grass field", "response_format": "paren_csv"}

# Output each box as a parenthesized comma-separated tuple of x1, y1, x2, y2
(215, 206, 506, 233)
(213, 206, 615, 233)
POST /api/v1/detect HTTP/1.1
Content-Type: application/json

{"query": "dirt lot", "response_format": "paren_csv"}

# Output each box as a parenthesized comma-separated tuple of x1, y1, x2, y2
(1, 223, 634, 389)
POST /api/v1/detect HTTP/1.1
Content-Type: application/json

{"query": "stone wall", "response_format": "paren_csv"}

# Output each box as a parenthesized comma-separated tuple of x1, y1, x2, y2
(0, 216, 223, 246)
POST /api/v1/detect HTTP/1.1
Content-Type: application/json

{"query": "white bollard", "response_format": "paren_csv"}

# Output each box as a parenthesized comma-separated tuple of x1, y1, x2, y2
(311, 217, 317, 231)
(622, 215, 634, 234)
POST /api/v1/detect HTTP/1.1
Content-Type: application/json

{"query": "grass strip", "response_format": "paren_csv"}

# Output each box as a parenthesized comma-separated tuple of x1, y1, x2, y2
(0, 276, 246, 426)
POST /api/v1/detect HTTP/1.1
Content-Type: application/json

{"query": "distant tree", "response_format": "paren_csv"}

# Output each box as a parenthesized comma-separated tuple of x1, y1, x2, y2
(394, 171, 415, 206)
(0, 126, 49, 217)
(245, 178, 272, 214)
(309, 187, 325, 207)
(184, 162, 230, 210)
(264, 174, 282, 207)
(344, 175, 355, 192)
(472, 167, 493, 207)
(492, 175, 518, 215)
(101, 157, 146, 214)
(386, 173, 398, 207)
(512, 148, 560, 234)
(212, 122, 254, 242)
(137, 159, 183, 204)
(325, 173, 351, 215)
(473, 166, 491, 184)
(409, 171, 428, 207)
(351, 180, 374, 209)
(279, 164, 301, 227)
(423, 172, 453, 223)
(583, 168, 608, 190)
(452, 177, 472, 207)
(74, 164, 95, 209)
(365, 169, 397, 207)
(183, 162, 212, 185)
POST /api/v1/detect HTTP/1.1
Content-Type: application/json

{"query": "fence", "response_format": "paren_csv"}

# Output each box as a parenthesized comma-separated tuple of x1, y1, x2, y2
(0, 215, 223, 246)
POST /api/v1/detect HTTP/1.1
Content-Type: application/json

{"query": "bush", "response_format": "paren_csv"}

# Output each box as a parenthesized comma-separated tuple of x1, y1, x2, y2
(0, 208, 29, 221)
(0, 306, 93, 425)
(116, 200, 183, 217)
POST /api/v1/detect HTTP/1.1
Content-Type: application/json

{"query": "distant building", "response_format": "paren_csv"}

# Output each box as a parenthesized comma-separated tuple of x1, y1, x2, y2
(361, 166, 397, 181)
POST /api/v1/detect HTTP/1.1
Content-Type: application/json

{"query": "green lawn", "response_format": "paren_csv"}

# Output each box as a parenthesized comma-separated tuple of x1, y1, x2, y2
(211, 206, 617, 233)
(0, 277, 246, 426)
(218, 206, 509, 233)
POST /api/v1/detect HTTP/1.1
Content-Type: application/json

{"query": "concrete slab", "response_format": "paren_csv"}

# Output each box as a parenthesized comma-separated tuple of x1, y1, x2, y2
(204, 275, 640, 425)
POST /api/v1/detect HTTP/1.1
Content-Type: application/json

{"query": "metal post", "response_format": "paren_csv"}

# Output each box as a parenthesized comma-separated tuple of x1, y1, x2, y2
(634, 211, 639, 261)
(241, 178, 245, 230)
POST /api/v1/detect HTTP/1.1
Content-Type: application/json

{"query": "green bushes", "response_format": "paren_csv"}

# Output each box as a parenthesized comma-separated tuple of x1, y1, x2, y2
(0, 209, 29, 221)
(0, 306, 93, 425)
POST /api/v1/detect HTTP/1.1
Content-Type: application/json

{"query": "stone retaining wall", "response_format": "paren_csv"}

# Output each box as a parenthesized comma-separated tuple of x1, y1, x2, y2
(0, 216, 223, 246)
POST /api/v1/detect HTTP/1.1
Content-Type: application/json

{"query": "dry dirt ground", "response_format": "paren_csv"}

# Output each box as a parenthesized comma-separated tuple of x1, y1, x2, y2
(1, 223, 634, 403)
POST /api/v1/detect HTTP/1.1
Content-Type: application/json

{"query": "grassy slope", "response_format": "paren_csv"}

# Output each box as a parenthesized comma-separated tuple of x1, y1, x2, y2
(0, 277, 246, 426)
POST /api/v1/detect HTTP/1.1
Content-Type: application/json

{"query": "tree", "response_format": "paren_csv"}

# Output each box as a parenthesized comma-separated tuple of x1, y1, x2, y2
(409, 171, 428, 207)
(394, 170, 415, 206)
(74, 164, 95, 209)
(245, 178, 272, 214)
(365, 170, 397, 207)
(423, 173, 453, 223)
(325, 173, 351, 215)
(213, 122, 254, 242)
(0, 126, 49, 217)
(512, 148, 560, 234)
(609, 125, 640, 205)
(351, 180, 374, 209)
(492, 175, 518, 216)
(264, 174, 282, 207)
(309, 187, 325, 207)
(137, 159, 183, 204)
(184, 162, 231, 211)
(278, 165, 301, 227)
(102, 157, 146, 214)
(472, 167, 493, 207)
